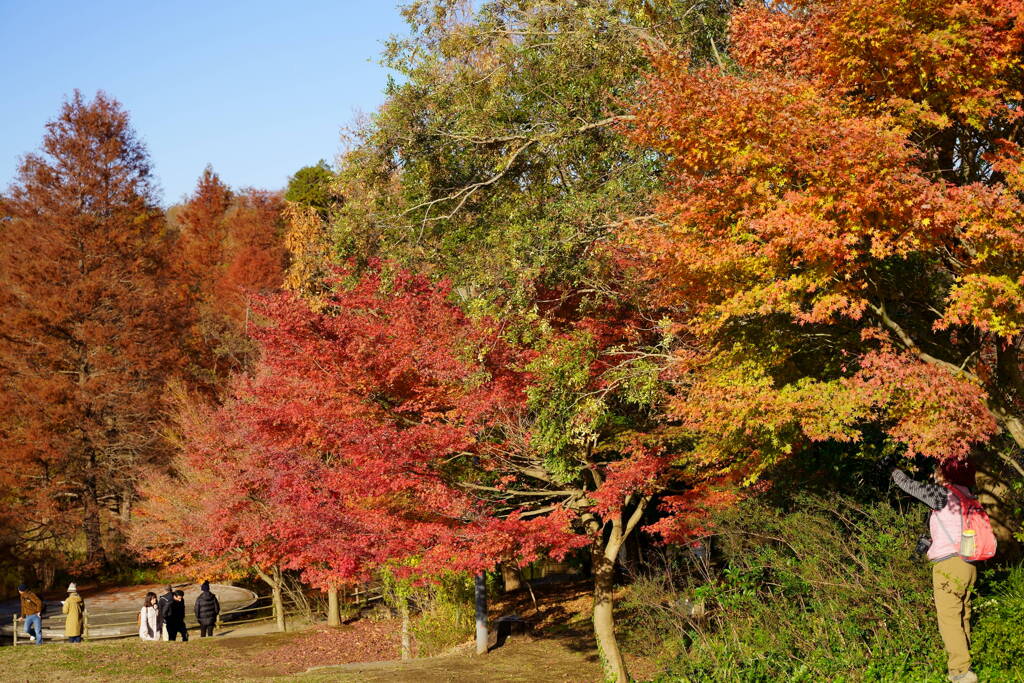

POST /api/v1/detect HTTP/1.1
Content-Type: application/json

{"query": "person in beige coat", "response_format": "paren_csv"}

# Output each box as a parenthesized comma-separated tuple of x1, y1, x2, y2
(62, 583, 85, 643)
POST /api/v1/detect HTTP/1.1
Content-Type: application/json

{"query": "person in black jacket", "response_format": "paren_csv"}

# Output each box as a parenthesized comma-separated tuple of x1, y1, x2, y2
(162, 590, 189, 641)
(156, 585, 174, 641)
(194, 581, 220, 637)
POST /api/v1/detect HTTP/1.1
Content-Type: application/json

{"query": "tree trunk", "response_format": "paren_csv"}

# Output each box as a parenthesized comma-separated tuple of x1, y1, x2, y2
(976, 449, 1023, 560)
(592, 544, 627, 683)
(327, 586, 341, 627)
(991, 409, 1024, 478)
(82, 480, 106, 569)
(256, 566, 287, 633)
(500, 564, 521, 592)
(272, 582, 286, 632)
(585, 495, 649, 683)
(400, 597, 412, 660)
(119, 491, 133, 524)
(475, 572, 488, 655)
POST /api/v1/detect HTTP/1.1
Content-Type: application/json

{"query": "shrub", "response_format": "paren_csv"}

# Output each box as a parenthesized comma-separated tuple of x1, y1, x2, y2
(624, 495, 961, 681)
(972, 564, 1024, 681)
(410, 572, 478, 656)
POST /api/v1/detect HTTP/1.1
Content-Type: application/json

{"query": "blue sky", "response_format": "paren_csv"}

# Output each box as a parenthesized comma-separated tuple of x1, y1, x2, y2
(0, 1, 408, 204)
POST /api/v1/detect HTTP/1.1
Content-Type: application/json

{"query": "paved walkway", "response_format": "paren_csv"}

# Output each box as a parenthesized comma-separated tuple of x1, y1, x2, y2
(0, 583, 257, 641)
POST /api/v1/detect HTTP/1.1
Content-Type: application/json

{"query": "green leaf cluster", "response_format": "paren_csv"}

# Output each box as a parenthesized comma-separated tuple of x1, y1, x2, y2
(331, 0, 733, 311)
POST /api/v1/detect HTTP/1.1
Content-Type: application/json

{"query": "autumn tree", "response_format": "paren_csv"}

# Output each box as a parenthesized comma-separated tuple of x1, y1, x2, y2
(445, 284, 749, 683)
(621, 0, 1024, 540)
(134, 264, 579, 626)
(281, 201, 332, 307)
(174, 170, 288, 392)
(0, 91, 185, 569)
(213, 189, 287, 323)
(332, 0, 736, 310)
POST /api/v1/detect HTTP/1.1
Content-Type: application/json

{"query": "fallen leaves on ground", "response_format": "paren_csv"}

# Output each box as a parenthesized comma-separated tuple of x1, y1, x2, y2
(244, 618, 401, 675)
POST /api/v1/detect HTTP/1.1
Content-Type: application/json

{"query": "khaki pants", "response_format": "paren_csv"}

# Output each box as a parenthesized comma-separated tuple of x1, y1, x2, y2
(933, 556, 976, 676)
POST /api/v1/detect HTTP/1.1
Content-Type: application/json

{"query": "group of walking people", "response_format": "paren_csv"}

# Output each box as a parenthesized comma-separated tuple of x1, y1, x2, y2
(138, 582, 220, 641)
(17, 583, 84, 644)
(16, 581, 219, 644)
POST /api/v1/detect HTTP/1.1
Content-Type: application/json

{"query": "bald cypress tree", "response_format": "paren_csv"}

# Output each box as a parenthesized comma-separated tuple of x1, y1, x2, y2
(0, 91, 185, 569)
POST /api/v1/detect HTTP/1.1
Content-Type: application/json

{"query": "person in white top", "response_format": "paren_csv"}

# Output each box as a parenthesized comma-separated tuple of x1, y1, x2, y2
(138, 592, 159, 641)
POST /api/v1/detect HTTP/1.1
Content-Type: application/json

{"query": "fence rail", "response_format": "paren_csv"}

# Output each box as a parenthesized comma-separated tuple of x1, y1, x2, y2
(9, 583, 384, 645)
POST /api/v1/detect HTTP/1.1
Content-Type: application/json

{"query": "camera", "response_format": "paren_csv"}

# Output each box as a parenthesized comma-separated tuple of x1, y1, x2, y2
(914, 534, 931, 556)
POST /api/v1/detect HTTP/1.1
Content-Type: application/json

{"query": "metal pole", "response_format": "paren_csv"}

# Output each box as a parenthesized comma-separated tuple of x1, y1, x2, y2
(475, 572, 487, 655)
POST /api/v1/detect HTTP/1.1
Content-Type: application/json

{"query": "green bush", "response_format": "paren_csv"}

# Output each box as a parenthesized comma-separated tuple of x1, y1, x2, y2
(623, 495, 971, 682)
(410, 572, 477, 656)
(380, 566, 482, 657)
(972, 565, 1024, 681)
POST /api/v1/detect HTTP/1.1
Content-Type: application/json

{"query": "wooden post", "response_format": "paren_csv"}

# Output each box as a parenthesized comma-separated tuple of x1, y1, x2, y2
(83, 611, 90, 641)
(12, 614, 17, 646)
(475, 572, 488, 655)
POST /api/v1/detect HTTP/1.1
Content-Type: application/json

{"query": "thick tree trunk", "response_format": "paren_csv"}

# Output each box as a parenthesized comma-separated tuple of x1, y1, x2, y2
(500, 564, 521, 592)
(475, 572, 488, 655)
(976, 450, 1023, 560)
(592, 545, 627, 683)
(400, 597, 412, 660)
(585, 495, 649, 683)
(272, 583, 286, 632)
(327, 586, 341, 627)
(82, 480, 106, 569)
(991, 409, 1024, 478)
(119, 491, 132, 524)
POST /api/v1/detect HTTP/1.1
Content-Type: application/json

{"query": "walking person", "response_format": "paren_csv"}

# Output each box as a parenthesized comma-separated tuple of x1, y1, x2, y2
(18, 584, 44, 645)
(162, 589, 189, 641)
(156, 584, 174, 641)
(138, 592, 159, 641)
(62, 583, 85, 643)
(893, 461, 992, 683)
(194, 581, 220, 638)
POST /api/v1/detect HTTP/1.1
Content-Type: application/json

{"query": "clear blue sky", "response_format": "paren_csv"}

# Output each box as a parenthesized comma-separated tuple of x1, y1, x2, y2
(0, 1, 408, 204)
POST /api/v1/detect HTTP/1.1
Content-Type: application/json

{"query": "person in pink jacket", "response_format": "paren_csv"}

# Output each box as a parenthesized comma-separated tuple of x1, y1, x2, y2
(892, 461, 978, 683)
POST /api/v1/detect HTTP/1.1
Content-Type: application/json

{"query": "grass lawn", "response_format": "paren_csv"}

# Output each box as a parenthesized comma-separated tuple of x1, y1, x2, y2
(0, 619, 401, 682)
(0, 617, 622, 682)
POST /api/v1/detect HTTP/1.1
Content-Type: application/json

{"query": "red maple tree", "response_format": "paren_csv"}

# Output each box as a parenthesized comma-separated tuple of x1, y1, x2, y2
(134, 264, 579, 607)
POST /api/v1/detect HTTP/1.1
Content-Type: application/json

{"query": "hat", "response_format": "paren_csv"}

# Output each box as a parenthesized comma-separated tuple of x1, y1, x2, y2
(67, 582, 77, 592)
(17, 584, 27, 592)
(201, 581, 210, 592)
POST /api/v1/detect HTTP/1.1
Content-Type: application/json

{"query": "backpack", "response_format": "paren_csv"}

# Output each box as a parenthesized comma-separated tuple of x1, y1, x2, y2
(946, 485, 997, 561)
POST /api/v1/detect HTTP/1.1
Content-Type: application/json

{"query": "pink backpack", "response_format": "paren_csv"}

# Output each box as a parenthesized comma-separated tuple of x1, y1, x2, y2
(947, 486, 997, 561)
